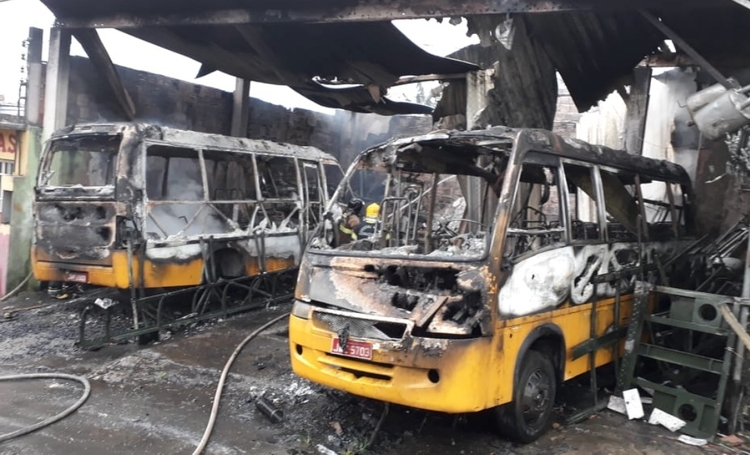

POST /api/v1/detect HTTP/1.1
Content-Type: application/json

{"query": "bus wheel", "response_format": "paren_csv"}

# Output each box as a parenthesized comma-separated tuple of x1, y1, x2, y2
(498, 350, 556, 443)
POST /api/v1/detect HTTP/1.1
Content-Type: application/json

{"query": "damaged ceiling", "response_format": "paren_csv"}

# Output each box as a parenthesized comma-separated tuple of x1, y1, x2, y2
(123, 22, 478, 115)
(41, 0, 750, 116)
(517, 6, 750, 112)
(518, 12, 664, 112)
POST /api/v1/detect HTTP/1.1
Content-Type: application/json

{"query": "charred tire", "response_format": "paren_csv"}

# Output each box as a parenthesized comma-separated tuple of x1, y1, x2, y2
(497, 350, 556, 443)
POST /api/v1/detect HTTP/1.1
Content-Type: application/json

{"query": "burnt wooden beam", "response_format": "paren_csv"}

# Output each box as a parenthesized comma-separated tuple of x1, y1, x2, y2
(126, 27, 269, 83)
(623, 66, 651, 156)
(53, 0, 719, 29)
(73, 28, 136, 120)
(639, 9, 734, 89)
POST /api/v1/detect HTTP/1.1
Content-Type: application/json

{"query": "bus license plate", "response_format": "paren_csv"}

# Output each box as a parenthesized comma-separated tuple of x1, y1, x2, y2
(331, 338, 372, 360)
(65, 271, 88, 284)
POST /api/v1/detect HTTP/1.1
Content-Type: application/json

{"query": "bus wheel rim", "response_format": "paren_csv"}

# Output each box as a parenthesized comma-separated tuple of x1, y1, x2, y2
(521, 368, 550, 426)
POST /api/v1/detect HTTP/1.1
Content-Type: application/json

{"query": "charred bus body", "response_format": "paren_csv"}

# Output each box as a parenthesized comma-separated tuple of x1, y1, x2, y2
(33, 123, 342, 345)
(289, 127, 695, 442)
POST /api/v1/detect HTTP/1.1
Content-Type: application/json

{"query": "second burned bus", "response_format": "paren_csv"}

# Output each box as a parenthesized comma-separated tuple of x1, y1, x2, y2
(32, 123, 342, 342)
(289, 127, 694, 442)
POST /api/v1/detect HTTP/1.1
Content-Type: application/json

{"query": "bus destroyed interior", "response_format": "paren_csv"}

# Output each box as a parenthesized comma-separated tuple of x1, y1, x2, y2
(306, 127, 691, 326)
(33, 123, 342, 347)
(314, 132, 513, 259)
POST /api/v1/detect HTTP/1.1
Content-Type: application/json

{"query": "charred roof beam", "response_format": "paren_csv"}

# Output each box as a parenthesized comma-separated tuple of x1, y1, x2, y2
(51, 0, 717, 29)
(73, 28, 136, 120)
(639, 9, 735, 89)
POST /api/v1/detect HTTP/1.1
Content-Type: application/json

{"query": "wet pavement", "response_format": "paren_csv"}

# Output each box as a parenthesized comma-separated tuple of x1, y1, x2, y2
(0, 291, 716, 454)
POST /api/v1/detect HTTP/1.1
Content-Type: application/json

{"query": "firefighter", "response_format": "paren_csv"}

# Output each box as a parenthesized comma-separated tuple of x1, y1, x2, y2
(337, 198, 364, 245)
(356, 202, 380, 240)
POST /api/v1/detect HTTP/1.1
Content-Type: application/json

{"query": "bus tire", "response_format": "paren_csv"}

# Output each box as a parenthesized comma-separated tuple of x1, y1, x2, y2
(497, 349, 556, 443)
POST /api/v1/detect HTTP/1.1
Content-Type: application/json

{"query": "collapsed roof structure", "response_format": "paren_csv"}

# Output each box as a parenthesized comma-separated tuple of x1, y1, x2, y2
(39, 0, 750, 116)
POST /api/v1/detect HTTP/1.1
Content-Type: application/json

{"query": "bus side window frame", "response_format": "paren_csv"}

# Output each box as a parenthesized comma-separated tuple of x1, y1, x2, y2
(593, 165, 648, 244)
(559, 159, 603, 245)
(637, 174, 682, 241)
(293, 157, 306, 239)
(503, 151, 566, 261)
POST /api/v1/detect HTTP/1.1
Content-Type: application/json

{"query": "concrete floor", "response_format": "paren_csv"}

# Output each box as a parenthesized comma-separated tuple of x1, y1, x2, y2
(0, 292, 716, 455)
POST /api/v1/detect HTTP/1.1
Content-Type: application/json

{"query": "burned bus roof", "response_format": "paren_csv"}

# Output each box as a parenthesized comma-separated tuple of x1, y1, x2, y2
(50, 122, 338, 162)
(365, 126, 691, 184)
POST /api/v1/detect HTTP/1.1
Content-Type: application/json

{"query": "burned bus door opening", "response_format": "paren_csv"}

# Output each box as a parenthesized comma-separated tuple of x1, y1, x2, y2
(300, 160, 324, 243)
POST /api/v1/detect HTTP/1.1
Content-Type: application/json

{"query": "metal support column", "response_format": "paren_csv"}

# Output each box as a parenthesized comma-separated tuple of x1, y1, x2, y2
(463, 70, 494, 229)
(231, 78, 251, 137)
(623, 66, 652, 155)
(25, 28, 44, 126)
(42, 27, 71, 141)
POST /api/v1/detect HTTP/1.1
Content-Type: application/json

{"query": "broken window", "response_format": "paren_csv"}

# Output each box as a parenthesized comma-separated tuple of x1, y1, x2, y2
(323, 163, 343, 197)
(202, 150, 257, 230)
(300, 161, 323, 230)
(302, 161, 321, 203)
(315, 141, 511, 258)
(145, 145, 228, 239)
(505, 163, 564, 259)
(257, 156, 298, 200)
(639, 178, 677, 240)
(252, 156, 300, 230)
(146, 146, 203, 201)
(347, 169, 388, 205)
(203, 150, 256, 201)
(599, 169, 640, 242)
(44, 135, 120, 187)
(563, 163, 601, 241)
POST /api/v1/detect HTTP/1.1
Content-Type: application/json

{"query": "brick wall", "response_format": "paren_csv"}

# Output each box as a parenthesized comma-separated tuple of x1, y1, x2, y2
(66, 57, 234, 135)
(553, 77, 581, 139)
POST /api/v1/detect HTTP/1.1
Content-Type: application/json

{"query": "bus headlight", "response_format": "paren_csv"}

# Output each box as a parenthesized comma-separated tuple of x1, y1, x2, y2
(292, 300, 312, 319)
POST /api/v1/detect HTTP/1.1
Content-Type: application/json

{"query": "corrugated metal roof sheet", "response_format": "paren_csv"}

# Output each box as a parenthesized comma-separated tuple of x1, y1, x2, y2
(39, 0, 750, 115)
(469, 5, 750, 112)
(122, 21, 477, 115)
(523, 11, 664, 112)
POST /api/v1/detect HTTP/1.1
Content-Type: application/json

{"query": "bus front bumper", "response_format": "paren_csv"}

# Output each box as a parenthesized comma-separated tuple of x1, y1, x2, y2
(289, 313, 498, 414)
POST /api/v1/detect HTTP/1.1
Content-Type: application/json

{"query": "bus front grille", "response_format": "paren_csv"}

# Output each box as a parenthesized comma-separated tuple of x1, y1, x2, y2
(312, 310, 408, 341)
(318, 353, 394, 382)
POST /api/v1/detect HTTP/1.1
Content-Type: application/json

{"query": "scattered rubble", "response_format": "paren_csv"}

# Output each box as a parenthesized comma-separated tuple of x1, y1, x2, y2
(649, 408, 687, 432)
(0, 290, 710, 455)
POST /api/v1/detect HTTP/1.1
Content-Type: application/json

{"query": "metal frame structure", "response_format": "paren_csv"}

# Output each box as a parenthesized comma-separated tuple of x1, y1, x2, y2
(79, 236, 296, 348)
(621, 285, 742, 440)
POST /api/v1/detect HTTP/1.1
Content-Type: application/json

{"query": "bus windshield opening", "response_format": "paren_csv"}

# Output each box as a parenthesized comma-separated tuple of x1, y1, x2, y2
(43, 135, 120, 187)
(312, 138, 513, 259)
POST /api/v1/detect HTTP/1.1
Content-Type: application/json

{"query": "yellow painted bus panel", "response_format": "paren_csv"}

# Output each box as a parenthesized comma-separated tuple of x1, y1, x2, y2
(33, 247, 297, 289)
(289, 295, 637, 413)
(289, 314, 500, 414)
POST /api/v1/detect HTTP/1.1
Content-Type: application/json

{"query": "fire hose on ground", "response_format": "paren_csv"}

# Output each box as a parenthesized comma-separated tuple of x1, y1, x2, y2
(0, 308, 387, 452)
(192, 312, 290, 455)
(192, 311, 389, 454)
(0, 373, 91, 443)
(0, 274, 92, 444)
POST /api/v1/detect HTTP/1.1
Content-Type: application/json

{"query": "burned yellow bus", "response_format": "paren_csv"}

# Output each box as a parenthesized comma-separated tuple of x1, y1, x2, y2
(289, 127, 694, 442)
(33, 123, 342, 345)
